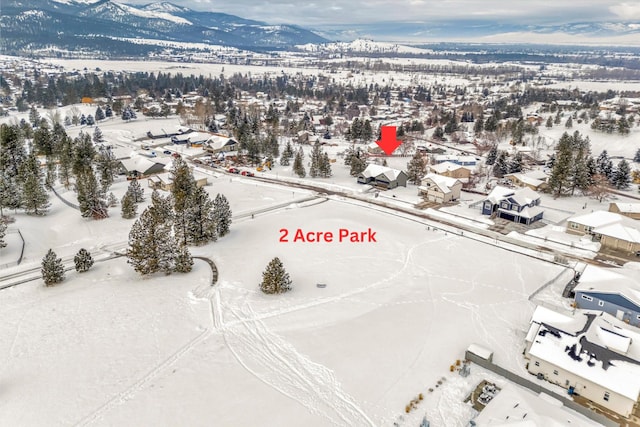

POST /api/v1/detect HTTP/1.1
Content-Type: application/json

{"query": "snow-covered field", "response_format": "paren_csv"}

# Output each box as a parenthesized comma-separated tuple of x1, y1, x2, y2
(0, 173, 566, 426)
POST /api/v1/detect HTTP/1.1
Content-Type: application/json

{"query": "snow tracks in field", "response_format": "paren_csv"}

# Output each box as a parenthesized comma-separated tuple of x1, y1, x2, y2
(224, 302, 375, 427)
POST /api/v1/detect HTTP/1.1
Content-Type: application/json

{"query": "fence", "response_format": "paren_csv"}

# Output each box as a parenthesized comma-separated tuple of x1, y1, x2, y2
(50, 186, 79, 210)
(465, 350, 617, 426)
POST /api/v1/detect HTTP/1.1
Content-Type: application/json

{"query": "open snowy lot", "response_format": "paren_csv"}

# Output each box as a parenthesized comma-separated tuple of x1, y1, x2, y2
(0, 186, 565, 426)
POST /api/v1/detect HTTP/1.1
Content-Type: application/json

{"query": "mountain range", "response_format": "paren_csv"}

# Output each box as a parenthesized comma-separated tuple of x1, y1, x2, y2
(3, 0, 640, 59)
(0, 0, 327, 57)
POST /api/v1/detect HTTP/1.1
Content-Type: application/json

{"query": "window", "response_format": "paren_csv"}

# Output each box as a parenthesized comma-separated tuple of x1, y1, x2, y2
(570, 223, 579, 229)
(637, 315, 640, 320)
(534, 361, 540, 367)
(585, 226, 594, 233)
(553, 370, 558, 375)
(604, 392, 610, 401)
(598, 300, 604, 307)
(581, 295, 593, 302)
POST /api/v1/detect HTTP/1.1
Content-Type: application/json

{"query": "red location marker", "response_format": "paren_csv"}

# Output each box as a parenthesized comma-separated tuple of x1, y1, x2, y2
(375, 125, 401, 155)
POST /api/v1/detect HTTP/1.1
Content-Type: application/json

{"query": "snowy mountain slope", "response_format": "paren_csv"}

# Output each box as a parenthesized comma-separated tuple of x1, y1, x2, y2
(0, 0, 327, 56)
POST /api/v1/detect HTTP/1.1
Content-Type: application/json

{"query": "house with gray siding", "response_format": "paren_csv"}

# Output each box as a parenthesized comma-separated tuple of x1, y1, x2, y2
(357, 164, 408, 189)
(481, 186, 543, 225)
(574, 265, 640, 328)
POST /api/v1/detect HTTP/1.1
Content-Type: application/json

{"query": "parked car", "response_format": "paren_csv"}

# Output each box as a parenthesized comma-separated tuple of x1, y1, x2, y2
(228, 167, 240, 174)
(163, 150, 172, 155)
(241, 170, 255, 177)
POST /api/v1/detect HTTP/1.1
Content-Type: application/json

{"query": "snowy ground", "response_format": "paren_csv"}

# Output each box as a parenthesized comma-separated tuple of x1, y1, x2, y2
(0, 180, 566, 426)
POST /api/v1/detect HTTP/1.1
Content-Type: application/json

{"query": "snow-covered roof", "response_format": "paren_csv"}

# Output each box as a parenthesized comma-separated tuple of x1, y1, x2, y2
(594, 222, 640, 244)
(486, 185, 515, 205)
(505, 173, 545, 188)
(517, 206, 545, 219)
(474, 383, 602, 427)
(434, 154, 478, 163)
(611, 202, 640, 214)
(360, 164, 405, 181)
(467, 343, 493, 360)
(528, 305, 590, 336)
(567, 210, 624, 228)
(420, 173, 461, 194)
(528, 311, 640, 401)
(119, 157, 164, 174)
(575, 265, 640, 307)
(205, 134, 237, 150)
(429, 161, 470, 174)
(509, 187, 541, 206)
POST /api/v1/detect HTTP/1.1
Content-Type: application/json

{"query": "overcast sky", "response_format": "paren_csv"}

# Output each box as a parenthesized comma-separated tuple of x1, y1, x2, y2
(124, 1, 640, 26)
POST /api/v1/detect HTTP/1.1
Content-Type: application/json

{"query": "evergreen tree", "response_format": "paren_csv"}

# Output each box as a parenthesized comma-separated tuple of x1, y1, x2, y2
(350, 154, 367, 177)
(127, 191, 176, 275)
(95, 106, 105, 121)
(320, 152, 332, 178)
(76, 170, 108, 219)
(596, 150, 613, 179)
(309, 142, 322, 178)
(634, 148, 640, 163)
(174, 245, 194, 273)
(612, 159, 631, 189)
(507, 151, 523, 174)
(127, 178, 145, 203)
(0, 124, 26, 213)
(105, 104, 113, 118)
(186, 186, 217, 245)
(93, 126, 104, 144)
(95, 146, 117, 193)
(41, 249, 64, 286)
(107, 192, 118, 207)
(433, 125, 444, 140)
(213, 193, 232, 237)
(74, 248, 94, 272)
(492, 151, 509, 178)
(80, 114, 87, 125)
(565, 116, 573, 128)
(0, 219, 6, 249)
(121, 190, 137, 219)
(618, 116, 630, 135)
(546, 116, 553, 128)
(259, 257, 292, 294)
(20, 153, 50, 215)
(72, 132, 96, 177)
(406, 152, 426, 185)
(29, 106, 41, 128)
(569, 133, 592, 195)
(86, 114, 95, 126)
(293, 147, 306, 178)
(548, 132, 573, 197)
(485, 146, 498, 166)
(280, 140, 293, 166)
(170, 156, 196, 246)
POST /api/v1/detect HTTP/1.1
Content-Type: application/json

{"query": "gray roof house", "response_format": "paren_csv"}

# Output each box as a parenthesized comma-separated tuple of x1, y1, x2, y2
(357, 164, 408, 189)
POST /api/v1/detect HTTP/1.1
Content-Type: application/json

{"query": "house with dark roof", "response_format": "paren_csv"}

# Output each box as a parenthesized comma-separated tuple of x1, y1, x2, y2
(357, 164, 408, 189)
(481, 186, 543, 225)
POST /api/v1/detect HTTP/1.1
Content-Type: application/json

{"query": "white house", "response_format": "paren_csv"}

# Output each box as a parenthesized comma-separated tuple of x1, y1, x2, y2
(524, 305, 640, 419)
(418, 173, 462, 203)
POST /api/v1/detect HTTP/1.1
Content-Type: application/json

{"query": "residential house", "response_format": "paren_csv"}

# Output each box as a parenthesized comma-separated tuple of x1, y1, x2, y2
(503, 170, 549, 192)
(418, 173, 462, 203)
(524, 306, 640, 419)
(118, 157, 166, 178)
(609, 202, 640, 220)
(427, 161, 472, 181)
(203, 134, 238, 154)
(147, 171, 208, 192)
(566, 211, 640, 255)
(481, 186, 544, 225)
(357, 164, 408, 189)
(433, 154, 479, 167)
(574, 265, 640, 327)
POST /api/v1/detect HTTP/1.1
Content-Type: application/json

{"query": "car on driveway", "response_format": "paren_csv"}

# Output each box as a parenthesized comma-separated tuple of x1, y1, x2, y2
(163, 150, 172, 155)
(241, 170, 255, 177)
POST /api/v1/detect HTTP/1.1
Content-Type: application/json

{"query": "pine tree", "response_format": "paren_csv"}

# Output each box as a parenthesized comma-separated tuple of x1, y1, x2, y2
(174, 245, 194, 273)
(613, 159, 631, 190)
(260, 257, 292, 294)
(213, 193, 232, 237)
(41, 249, 64, 286)
(127, 178, 145, 203)
(86, 114, 95, 126)
(93, 126, 104, 144)
(280, 140, 293, 166)
(20, 153, 50, 215)
(127, 191, 176, 275)
(76, 170, 108, 219)
(406, 152, 426, 185)
(0, 219, 7, 249)
(309, 142, 322, 178)
(507, 151, 524, 174)
(121, 190, 137, 219)
(29, 106, 41, 128)
(492, 151, 509, 178)
(546, 116, 553, 128)
(95, 106, 105, 121)
(548, 132, 573, 197)
(565, 116, 573, 128)
(74, 248, 94, 272)
(320, 152, 332, 178)
(105, 105, 113, 118)
(72, 132, 96, 176)
(107, 192, 118, 207)
(350, 151, 368, 176)
(569, 133, 592, 195)
(171, 156, 196, 246)
(293, 147, 306, 178)
(485, 146, 498, 166)
(186, 186, 217, 245)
